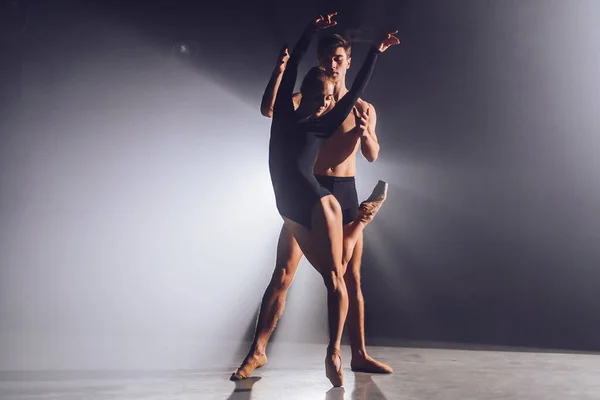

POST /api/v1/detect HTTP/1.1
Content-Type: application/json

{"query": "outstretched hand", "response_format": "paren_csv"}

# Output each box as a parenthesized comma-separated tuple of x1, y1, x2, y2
(377, 30, 400, 52)
(313, 12, 338, 29)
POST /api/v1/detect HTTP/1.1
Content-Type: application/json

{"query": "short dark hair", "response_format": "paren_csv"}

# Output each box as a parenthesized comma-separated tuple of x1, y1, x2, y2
(300, 66, 334, 95)
(317, 34, 351, 59)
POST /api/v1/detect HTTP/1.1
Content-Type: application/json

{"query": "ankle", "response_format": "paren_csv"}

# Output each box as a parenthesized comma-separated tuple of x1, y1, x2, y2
(351, 348, 367, 359)
(327, 344, 341, 356)
(249, 345, 265, 357)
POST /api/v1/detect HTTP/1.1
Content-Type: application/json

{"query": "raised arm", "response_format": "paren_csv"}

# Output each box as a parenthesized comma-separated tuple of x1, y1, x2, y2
(272, 25, 317, 118)
(316, 30, 400, 135)
(260, 45, 289, 118)
(272, 13, 338, 119)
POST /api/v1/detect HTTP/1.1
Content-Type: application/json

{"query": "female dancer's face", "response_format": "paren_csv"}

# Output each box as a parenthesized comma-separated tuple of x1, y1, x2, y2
(305, 81, 335, 117)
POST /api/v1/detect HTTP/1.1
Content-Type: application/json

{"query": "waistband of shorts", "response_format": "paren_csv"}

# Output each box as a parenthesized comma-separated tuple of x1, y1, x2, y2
(314, 174, 356, 183)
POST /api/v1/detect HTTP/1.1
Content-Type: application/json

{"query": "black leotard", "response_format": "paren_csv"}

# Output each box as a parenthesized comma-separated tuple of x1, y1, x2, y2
(269, 24, 380, 229)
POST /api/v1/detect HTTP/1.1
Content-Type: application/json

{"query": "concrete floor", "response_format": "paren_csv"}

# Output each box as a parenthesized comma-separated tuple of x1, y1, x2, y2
(1, 343, 600, 399)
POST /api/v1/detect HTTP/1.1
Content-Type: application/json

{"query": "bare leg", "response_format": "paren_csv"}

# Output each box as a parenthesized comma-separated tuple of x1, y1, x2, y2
(231, 225, 303, 380)
(342, 220, 367, 267)
(342, 180, 388, 266)
(252, 225, 303, 355)
(284, 195, 347, 387)
(344, 233, 393, 374)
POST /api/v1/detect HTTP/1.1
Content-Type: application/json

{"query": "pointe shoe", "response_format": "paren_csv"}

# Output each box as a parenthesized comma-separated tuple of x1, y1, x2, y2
(325, 348, 344, 387)
(357, 180, 388, 223)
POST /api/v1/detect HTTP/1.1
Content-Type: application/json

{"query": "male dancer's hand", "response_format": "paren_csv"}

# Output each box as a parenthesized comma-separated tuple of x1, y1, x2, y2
(352, 106, 370, 139)
(275, 44, 290, 74)
(377, 30, 400, 52)
(313, 12, 338, 29)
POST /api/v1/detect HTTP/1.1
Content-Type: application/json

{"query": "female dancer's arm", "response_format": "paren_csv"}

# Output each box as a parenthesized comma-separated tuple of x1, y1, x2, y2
(272, 13, 338, 119)
(260, 45, 289, 118)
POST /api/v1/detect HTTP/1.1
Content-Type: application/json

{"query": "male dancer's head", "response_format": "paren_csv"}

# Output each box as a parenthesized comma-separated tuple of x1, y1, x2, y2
(317, 34, 352, 93)
(298, 34, 353, 116)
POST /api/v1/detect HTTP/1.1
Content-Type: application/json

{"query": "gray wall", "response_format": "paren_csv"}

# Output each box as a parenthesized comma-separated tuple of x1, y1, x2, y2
(357, 0, 600, 350)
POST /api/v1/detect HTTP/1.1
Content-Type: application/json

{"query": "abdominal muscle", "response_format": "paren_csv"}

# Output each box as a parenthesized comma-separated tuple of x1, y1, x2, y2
(312, 112, 361, 177)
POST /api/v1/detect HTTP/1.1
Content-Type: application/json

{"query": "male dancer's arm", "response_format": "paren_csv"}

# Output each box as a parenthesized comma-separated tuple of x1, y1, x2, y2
(260, 45, 289, 118)
(355, 31, 400, 156)
(359, 104, 380, 162)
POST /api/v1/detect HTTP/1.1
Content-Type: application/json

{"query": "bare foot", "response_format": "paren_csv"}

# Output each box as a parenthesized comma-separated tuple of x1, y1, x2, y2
(351, 354, 393, 374)
(325, 348, 344, 387)
(230, 353, 267, 380)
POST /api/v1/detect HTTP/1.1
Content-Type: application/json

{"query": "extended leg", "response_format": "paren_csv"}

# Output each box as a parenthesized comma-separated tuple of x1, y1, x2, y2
(284, 195, 348, 387)
(230, 224, 304, 380)
(342, 180, 388, 267)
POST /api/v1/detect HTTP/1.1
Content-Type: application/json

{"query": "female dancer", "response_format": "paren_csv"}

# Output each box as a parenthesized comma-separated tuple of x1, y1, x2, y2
(268, 13, 399, 387)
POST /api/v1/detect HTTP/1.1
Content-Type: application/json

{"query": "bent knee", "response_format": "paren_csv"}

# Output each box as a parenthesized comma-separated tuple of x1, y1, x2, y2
(322, 269, 346, 292)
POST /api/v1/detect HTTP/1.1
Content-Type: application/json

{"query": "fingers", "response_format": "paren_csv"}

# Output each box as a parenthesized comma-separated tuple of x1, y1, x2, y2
(317, 12, 338, 27)
(386, 30, 400, 44)
(353, 106, 370, 119)
(324, 12, 337, 21)
(277, 44, 289, 67)
(360, 109, 369, 122)
(384, 30, 398, 40)
(359, 117, 367, 131)
(328, 12, 338, 25)
(378, 29, 400, 51)
(353, 106, 369, 132)
(279, 43, 287, 57)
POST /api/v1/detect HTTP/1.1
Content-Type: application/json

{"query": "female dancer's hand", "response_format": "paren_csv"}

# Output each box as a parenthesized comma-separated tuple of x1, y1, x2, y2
(352, 106, 370, 138)
(313, 12, 338, 29)
(376, 30, 400, 52)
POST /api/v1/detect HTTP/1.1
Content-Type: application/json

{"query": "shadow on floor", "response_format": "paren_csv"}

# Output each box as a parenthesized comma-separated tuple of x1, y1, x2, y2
(225, 376, 262, 400)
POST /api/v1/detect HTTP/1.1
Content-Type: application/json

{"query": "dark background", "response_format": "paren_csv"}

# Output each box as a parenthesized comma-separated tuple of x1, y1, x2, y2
(1, 0, 599, 370)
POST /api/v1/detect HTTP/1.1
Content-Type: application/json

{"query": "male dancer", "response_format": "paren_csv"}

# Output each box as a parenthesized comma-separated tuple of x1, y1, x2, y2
(231, 31, 396, 380)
